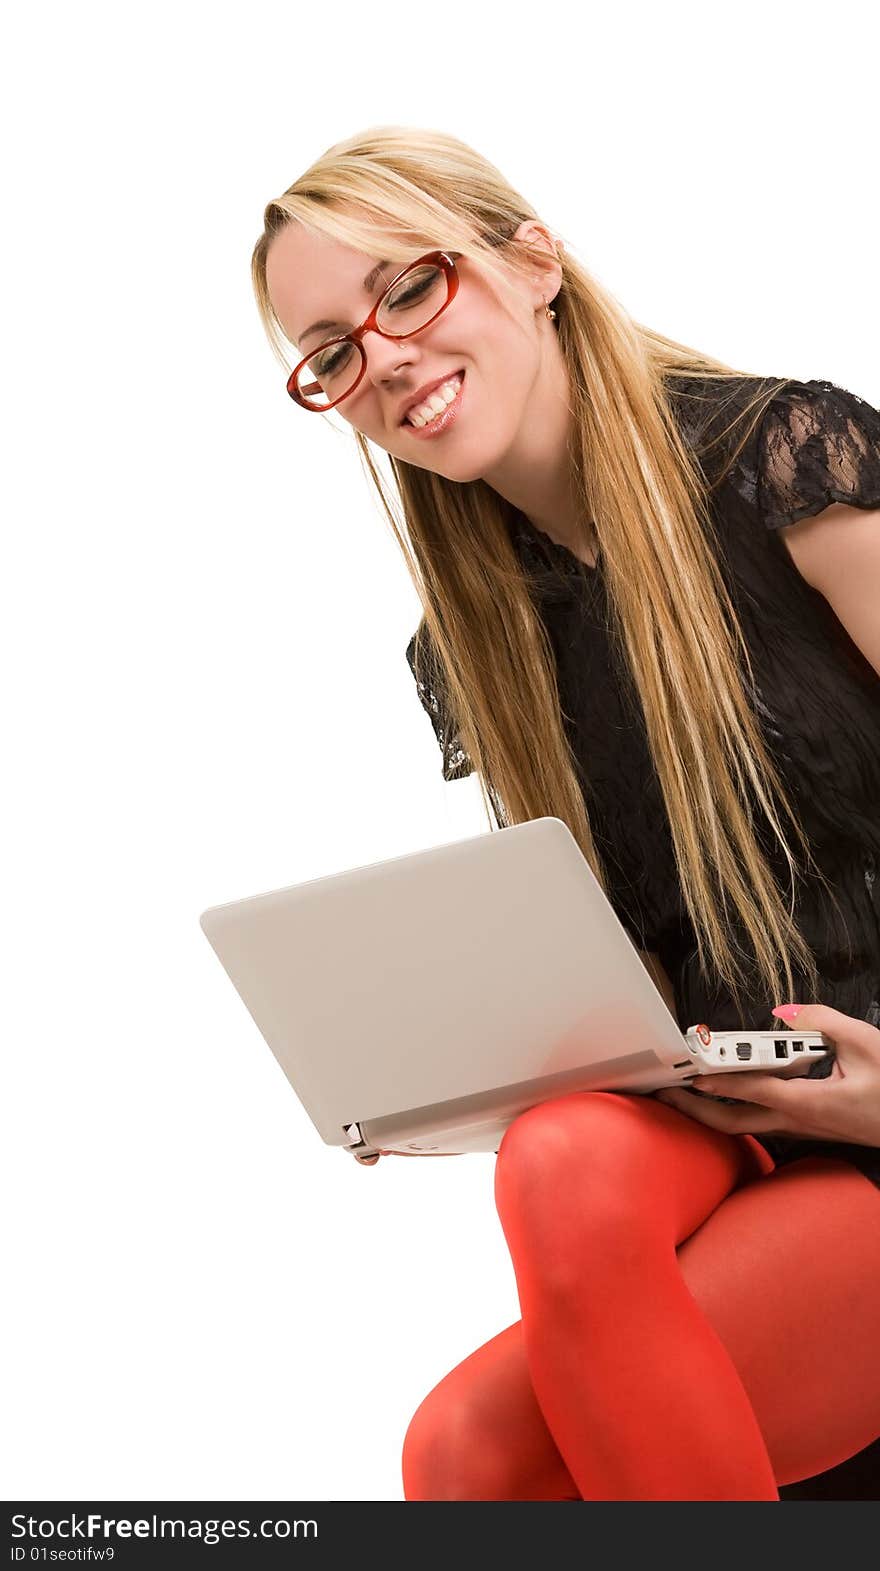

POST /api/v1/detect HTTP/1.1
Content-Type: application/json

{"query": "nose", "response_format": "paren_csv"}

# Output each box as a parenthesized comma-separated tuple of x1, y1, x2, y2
(362, 328, 420, 386)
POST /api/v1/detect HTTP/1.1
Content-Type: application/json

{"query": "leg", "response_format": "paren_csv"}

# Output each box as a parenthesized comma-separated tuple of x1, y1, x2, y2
(492, 1090, 783, 1499)
(402, 1095, 880, 1499)
(401, 1318, 582, 1501)
(404, 1091, 770, 1501)
(674, 1153, 880, 1485)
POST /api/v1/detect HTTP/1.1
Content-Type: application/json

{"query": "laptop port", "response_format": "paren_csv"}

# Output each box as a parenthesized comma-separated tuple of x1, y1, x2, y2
(736, 1043, 752, 1060)
(774, 1040, 788, 1058)
(791, 1041, 804, 1051)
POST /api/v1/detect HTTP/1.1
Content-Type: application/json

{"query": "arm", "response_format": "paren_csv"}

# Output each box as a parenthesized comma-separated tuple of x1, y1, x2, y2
(778, 503, 880, 678)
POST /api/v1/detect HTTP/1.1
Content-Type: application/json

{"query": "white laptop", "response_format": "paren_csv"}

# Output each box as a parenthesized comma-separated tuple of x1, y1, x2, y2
(199, 817, 829, 1161)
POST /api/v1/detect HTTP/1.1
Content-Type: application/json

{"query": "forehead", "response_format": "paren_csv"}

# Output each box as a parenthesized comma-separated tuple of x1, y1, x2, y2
(265, 223, 392, 349)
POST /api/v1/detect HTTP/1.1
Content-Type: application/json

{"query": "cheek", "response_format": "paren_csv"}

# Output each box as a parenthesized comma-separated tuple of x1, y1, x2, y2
(474, 332, 537, 412)
(341, 398, 386, 442)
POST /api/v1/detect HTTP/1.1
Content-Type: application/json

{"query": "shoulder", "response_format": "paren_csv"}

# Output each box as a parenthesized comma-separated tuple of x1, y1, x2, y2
(727, 378, 880, 612)
(747, 377, 880, 528)
(685, 373, 880, 529)
(666, 370, 880, 558)
(663, 371, 789, 496)
(662, 369, 782, 440)
(678, 374, 880, 673)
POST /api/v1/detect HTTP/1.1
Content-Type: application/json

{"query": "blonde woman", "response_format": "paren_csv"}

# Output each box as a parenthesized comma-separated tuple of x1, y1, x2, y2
(251, 126, 880, 1501)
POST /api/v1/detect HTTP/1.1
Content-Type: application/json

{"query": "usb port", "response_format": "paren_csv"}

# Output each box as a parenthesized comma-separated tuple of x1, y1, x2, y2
(736, 1043, 752, 1060)
(774, 1040, 788, 1059)
(791, 1041, 804, 1052)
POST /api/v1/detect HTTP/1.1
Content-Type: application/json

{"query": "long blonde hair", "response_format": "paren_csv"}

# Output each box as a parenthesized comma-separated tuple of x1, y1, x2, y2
(251, 124, 851, 1021)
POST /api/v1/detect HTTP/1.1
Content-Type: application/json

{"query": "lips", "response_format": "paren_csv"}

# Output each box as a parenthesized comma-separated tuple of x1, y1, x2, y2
(399, 369, 465, 426)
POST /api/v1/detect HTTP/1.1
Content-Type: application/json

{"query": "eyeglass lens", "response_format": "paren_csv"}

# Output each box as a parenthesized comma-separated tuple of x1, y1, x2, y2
(293, 261, 452, 408)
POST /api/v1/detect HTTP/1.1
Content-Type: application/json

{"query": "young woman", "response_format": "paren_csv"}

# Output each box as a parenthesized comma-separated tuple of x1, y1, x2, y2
(251, 125, 880, 1501)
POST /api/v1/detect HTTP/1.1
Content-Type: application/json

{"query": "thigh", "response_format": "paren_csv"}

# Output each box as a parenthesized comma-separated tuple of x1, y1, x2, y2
(494, 1090, 775, 1259)
(406, 1153, 880, 1498)
(404, 1113, 771, 1502)
(675, 1154, 880, 1485)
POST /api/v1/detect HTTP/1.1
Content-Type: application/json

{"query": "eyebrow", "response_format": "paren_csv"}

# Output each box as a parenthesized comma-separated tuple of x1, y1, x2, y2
(298, 259, 391, 345)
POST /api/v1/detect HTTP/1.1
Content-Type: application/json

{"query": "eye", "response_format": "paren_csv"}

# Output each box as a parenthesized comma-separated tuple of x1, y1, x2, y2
(312, 343, 355, 378)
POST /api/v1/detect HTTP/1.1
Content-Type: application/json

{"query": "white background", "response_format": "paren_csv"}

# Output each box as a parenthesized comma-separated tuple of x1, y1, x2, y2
(3, 0, 878, 1502)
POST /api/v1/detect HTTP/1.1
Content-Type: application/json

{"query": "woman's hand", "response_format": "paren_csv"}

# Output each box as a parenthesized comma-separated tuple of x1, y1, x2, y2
(378, 1149, 460, 1157)
(654, 1004, 880, 1146)
(355, 1149, 461, 1164)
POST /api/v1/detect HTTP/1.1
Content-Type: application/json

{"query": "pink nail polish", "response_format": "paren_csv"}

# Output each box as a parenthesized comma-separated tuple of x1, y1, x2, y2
(771, 1004, 801, 1020)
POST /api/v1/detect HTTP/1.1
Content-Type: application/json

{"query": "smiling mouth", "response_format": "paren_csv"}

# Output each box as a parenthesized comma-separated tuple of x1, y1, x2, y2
(401, 369, 466, 427)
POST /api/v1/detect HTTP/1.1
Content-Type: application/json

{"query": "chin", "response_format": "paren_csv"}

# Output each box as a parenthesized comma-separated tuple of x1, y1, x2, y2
(388, 413, 506, 484)
(406, 453, 489, 486)
(448, 456, 493, 484)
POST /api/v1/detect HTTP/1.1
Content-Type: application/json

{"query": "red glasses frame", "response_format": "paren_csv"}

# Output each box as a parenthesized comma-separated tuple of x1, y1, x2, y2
(286, 250, 461, 411)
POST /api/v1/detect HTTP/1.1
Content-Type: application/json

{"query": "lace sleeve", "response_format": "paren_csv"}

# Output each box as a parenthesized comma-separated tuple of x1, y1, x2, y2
(754, 379, 880, 530)
(405, 627, 475, 782)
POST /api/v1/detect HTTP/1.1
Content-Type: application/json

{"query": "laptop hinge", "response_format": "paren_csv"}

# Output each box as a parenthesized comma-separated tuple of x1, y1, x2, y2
(342, 1121, 380, 1164)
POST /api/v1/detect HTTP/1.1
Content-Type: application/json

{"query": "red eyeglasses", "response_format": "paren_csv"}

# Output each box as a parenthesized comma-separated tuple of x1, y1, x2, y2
(286, 250, 461, 412)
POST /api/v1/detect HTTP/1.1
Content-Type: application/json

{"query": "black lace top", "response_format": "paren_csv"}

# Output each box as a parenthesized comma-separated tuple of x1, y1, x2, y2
(405, 374, 880, 1190)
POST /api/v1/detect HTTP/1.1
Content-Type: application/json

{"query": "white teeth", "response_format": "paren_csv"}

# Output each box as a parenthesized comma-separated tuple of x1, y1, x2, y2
(407, 375, 462, 427)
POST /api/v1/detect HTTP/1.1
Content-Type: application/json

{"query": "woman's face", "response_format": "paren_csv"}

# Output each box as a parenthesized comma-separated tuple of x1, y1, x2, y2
(265, 219, 563, 485)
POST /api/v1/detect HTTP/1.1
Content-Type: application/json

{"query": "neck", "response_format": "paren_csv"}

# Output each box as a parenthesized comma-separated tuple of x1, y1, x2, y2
(480, 338, 595, 558)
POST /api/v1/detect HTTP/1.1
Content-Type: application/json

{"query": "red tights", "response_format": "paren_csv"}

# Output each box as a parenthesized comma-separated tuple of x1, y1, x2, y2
(401, 1091, 880, 1500)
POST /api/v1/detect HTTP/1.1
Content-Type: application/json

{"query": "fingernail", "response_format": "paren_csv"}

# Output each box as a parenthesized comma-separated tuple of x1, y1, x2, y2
(771, 1004, 801, 1020)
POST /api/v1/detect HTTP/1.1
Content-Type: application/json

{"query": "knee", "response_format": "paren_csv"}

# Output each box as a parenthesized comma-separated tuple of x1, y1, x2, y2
(402, 1380, 512, 1501)
(494, 1091, 662, 1262)
(495, 1089, 645, 1202)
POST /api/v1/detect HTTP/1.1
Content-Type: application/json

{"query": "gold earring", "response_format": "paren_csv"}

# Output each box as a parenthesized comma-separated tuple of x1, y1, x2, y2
(544, 300, 557, 321)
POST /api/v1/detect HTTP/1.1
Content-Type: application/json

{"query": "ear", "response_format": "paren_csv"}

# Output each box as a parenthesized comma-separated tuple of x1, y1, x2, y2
(510, 219, 564, 311)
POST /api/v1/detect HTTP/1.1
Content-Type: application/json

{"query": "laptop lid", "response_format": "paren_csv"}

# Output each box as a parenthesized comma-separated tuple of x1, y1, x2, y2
(199, 817, 691, 1150)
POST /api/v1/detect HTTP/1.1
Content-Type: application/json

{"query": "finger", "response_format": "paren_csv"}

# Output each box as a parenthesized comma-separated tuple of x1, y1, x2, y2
(772, 1004, 880, 1061)
(654, 1087, 785, 1135)
(377, 1149, 456, 1157)
(692, 1071, 818, 1110)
